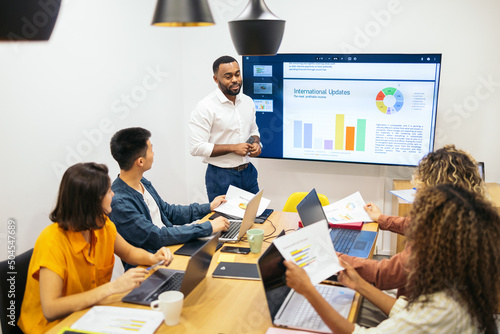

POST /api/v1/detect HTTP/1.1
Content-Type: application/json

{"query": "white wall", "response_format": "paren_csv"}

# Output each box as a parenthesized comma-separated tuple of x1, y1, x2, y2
(1, 0, 499, 260)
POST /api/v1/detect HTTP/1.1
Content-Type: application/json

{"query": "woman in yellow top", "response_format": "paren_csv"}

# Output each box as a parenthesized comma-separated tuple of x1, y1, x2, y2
(285, 184, 500, 333)
(18, 163, 174, 334)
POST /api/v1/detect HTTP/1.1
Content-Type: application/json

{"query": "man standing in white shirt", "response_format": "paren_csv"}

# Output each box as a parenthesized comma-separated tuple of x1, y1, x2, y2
(189, 55, 262, 202)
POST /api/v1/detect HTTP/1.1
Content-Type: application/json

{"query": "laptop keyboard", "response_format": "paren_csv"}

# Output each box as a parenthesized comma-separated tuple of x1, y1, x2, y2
(287, 285, 335, 329)
(220, 220, 242, 240)
(146, 272, 184, 302)
(332, 229, 359, 254)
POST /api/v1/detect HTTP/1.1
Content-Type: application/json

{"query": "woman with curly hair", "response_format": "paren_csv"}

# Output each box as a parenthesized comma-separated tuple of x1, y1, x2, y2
(285, 184, 500, 333)
(338, 145, 485, 298)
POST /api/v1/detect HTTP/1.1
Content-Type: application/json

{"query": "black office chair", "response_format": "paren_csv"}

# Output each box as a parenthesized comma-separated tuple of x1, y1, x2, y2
(0, 248, 33, 334)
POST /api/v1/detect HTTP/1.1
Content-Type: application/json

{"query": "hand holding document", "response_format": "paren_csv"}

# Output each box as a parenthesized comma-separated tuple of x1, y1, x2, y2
(322, 191, 373, 226)
(273, 221, 343, 285)
(214, 185, 270, 218)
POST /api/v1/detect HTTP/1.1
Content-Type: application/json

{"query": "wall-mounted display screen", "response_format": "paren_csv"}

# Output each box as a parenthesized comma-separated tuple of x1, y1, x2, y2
(242, 54, 442, 167)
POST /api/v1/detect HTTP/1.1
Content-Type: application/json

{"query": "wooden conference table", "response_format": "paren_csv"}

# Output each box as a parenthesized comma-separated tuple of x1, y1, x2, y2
(47, 211, 379, 334)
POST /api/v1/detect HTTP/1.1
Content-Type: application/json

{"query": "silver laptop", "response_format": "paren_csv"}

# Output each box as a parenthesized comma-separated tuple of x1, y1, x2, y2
(122, 233, 220, 306)
(257, 237, 355, 333)
(219, 189, 264, 243)
(297, 189, 377, 258)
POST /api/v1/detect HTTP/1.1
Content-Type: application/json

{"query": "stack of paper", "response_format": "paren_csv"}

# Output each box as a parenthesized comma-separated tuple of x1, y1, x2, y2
(214, 185, 270, 218)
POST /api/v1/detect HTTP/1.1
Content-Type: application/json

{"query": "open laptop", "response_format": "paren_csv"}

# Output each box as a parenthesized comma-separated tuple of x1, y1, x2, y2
(257, 237, 355, 333)
(219, 189, 264, 243)
(297, 189, 377, 258)
(122, 232, 220, 306)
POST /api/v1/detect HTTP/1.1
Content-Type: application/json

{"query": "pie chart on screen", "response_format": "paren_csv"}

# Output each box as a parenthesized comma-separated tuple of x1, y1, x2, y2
(376, 87, 404, 114)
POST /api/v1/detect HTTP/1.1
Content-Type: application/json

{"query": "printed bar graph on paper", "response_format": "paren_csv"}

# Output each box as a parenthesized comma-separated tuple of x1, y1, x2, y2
(335, 114, 344, 150)
(294, 120, 302, 148)
(356, 119, 366, 151)
(304, 123, 313, 149)
(291, 245, 316, 268)
(340, 213, 354, 220)
(346, 127, 355, 151)
(324, 139, 333, 150)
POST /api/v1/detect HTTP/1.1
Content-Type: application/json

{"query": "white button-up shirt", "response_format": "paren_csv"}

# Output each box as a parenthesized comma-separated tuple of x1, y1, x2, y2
(189, 89, 260, 168)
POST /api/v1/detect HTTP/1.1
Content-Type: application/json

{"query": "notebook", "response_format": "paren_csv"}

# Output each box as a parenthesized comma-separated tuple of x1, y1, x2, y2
(122, 232, 220, 306)
(257, 239, 355, 333)
(296, 189, 377, 258)
(212, 262, 260, 280)
(219, 189, 264, 243)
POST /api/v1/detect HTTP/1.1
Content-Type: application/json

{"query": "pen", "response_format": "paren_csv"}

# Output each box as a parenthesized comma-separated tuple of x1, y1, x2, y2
(147, 260, 165, 271)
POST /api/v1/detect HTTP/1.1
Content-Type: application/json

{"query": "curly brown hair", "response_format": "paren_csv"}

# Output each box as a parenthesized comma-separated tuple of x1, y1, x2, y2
(406, 184, 500, 333)
(412, 144, 485, 196)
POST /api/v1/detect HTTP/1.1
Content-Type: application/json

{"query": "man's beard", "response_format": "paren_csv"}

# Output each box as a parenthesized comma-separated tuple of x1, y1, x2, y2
(220, 82, 241, 96)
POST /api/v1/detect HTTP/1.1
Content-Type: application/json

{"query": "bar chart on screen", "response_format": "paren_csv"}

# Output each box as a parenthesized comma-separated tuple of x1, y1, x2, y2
(289, 114, 367, 154)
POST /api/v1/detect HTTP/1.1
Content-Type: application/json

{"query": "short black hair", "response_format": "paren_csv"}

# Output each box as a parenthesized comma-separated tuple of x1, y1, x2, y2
(213, 55, 238, 75)
(50, 163, 110, 231)
(110, 127, 151, 171)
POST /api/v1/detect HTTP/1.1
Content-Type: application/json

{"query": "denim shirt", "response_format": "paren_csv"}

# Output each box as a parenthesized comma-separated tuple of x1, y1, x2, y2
(109, 176, 212, 268)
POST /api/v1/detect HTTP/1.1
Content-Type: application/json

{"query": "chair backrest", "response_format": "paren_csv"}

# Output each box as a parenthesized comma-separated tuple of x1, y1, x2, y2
(0, 248, 33, 334)
(282, 192, 330, 212)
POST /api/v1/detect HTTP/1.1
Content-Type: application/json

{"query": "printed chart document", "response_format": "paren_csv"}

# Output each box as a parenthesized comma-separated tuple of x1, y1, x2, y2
(274, 221, 343, 285)
(322, 191, 373, 226)
(214, 185, 270, 218)
(389, 188, 416, 203)
(71, 306, 163, 334)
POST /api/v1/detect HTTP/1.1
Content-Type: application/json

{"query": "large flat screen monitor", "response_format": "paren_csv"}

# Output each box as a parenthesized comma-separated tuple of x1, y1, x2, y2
(242, 54, 442, 167)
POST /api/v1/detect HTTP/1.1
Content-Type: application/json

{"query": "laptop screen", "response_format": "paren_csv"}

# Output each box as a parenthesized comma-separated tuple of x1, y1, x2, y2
(179, 232, 220, 296)
(257, 231, 289, 320)
(296, 189, 329, 227)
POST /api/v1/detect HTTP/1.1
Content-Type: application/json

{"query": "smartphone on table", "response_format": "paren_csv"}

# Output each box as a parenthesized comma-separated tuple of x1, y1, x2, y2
(220, 246, 251, 254)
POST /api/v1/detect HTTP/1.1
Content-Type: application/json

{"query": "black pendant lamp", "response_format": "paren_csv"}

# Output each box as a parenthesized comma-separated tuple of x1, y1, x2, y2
(152, 0, 215, 27)
(0, 0, 61, 41)
(228, 0, 285, 56)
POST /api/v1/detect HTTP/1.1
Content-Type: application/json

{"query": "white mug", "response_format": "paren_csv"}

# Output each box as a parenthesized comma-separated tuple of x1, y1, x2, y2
(150, 291, 184, 326)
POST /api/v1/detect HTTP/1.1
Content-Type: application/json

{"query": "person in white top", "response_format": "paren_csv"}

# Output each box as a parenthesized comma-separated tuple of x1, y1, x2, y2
(285, 184, 500, 334)
(189, 55, 261, 202)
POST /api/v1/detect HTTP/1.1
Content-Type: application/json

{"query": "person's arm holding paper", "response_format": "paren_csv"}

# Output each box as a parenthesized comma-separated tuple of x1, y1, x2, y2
(363, 202, 382, 222)
(337, 249, 410, 291)
(364, 203, 410, 235)
(284, 260, 354, 334)
(210, 195, 227, 210)
(284, 259, 397, 334)
(337, 260, 397, 316)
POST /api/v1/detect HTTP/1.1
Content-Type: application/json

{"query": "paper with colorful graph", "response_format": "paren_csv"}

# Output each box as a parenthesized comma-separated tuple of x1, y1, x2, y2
(273, 221, 343, 285)
(322, 191, 373, 226)
(213, 185, 270, 218)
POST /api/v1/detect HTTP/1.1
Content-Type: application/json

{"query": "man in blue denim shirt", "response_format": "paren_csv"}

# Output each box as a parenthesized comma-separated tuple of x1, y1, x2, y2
(109, 127, 229, 269)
